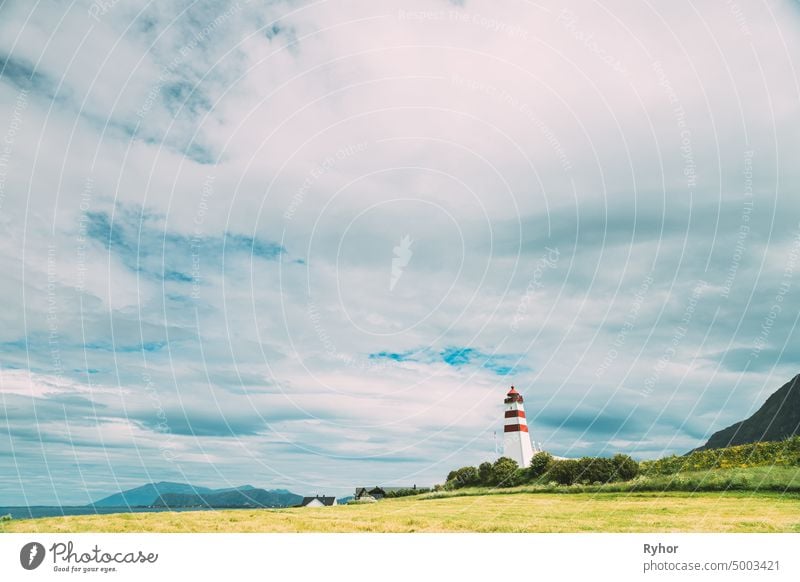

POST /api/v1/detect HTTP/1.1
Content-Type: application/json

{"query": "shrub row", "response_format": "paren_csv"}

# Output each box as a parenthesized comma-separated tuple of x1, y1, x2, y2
(382, 487, 432, 498)
(541, 454, 639, 486)
(444, 452, 640, 489)
(640, 436, 800, 475)
(443, 437, 800, 491)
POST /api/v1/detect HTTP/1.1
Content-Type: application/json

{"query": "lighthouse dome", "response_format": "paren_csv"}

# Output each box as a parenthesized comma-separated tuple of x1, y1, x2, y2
(504, 386, 523, 403)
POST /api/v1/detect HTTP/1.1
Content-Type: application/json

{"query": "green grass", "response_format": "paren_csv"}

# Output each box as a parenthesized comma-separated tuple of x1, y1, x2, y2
(435, 466, 800, 497)
(628, 466, 800, 492)
(2, 486, 799, 533)
(641, 436, 800, 474)
(4, 464, 799, 533)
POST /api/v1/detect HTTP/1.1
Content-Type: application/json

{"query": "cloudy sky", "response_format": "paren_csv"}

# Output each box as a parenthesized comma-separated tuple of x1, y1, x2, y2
(1, 0, 799, 504)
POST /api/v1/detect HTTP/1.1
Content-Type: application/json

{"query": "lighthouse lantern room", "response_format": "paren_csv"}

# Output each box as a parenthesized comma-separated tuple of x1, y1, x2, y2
(503, 386, 535, 468)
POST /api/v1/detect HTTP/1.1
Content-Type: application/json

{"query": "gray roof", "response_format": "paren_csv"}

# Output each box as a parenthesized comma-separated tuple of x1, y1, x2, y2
(300, 495, 336, 506)
(356, 486, 419, 493)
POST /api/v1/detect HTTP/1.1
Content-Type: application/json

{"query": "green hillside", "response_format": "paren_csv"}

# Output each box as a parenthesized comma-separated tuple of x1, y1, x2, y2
(697, 374, 800, 450)
(647, 435, 800, 474)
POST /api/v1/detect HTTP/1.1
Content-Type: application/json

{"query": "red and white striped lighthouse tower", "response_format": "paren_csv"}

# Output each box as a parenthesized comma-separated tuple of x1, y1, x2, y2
(503, 386, 535, 468)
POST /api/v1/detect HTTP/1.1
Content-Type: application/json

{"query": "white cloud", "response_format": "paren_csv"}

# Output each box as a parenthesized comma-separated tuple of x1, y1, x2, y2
(1, 0, 800, 503)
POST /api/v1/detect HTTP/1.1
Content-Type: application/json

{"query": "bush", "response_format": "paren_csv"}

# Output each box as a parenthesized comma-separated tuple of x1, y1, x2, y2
(454, 467, 479, 487)
(547, 459, 581, 485)
(576, 457, 615, 484)
(528, 452, 554, 479)
(478, 461, 493, 485)
(640, 436, 800, 476)
(542, 455, 639, 486)
(510, 468, 528, 487)
(383, 487, 431, 498)
(492, 457, 520, 487)
(444, 466, 480, 490)
(612, 454, 639, 481)
(0, 514, 12, 522)
(439, 437, 800, 493)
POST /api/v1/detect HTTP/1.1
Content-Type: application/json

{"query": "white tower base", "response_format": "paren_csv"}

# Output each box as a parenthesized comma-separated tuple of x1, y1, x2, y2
(504, 430, 535, 468)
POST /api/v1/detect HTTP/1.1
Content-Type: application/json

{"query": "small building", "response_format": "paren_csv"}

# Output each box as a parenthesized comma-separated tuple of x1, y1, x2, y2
(299, 495, 337, 507)
(354, 487, 386, 500)
(354, 485, 418, 501)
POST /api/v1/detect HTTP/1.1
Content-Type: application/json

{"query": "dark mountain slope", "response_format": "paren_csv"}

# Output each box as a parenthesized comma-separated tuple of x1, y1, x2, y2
(696, 374, 800, 451)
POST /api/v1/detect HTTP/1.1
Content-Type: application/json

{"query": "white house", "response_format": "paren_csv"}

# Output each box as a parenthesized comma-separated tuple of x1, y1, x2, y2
(299, 495, 337, 507)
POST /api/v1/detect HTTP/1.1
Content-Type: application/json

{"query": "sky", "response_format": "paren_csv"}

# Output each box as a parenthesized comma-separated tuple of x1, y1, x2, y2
(1, 0, 799, 505)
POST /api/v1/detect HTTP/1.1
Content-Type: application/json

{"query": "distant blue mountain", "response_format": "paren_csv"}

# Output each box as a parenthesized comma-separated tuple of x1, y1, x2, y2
(154, 488, 302, 508)
(91, 482, 301, 508)
(92, 482, 215, 507)
(210, 485, 256, 494)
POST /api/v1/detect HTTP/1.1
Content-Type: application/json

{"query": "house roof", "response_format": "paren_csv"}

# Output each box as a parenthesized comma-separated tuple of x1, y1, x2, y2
(300, 495, 336, 506)
(356, 486, 419, 495)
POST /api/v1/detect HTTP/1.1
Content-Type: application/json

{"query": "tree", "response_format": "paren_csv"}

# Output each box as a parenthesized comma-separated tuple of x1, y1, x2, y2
(612, 454, 639, 481)
(452, 466, 479, 488)
(444, 466, 480, 490)
(478, 461, 494, 485)
(528, 451, 554, 479)
(576, 457, 615, 483)
(547, 459, 581, 485)
(491, 457, 520, 487)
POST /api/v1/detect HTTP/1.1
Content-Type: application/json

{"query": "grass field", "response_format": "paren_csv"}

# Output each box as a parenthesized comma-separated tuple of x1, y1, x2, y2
(4, 466, 799, 533)
(437, 466, 800, 496)
(3, 490, 799, 533)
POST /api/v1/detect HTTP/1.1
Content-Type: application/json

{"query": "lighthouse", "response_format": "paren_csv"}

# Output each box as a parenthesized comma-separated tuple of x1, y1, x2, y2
(503, 386, 535, 468)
